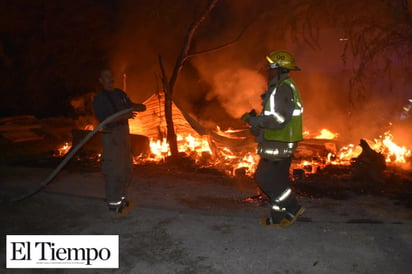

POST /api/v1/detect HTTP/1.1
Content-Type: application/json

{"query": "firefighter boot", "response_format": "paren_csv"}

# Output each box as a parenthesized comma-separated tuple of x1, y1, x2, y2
(118, 196, 138, 216)
(108, 201, 123, 213)
(260, 212, 289, 227)
(260, 203, 290, 227)
(261, 189, 304, 227)
(108, 196, 129, 214)
(121, 196, 129, 208)
(281, 195, 305, 227)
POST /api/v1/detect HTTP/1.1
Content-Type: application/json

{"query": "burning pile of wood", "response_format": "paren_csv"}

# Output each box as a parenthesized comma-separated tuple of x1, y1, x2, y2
(53, 92, 411, 180)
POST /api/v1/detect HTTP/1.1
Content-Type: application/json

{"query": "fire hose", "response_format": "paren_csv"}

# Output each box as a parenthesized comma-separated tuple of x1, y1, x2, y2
(2, 107, 135, 203)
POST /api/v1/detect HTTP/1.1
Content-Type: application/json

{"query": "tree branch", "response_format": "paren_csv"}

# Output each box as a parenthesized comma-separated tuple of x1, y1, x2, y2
(184, 19, 251, 62)
(168, 0, 219, 94)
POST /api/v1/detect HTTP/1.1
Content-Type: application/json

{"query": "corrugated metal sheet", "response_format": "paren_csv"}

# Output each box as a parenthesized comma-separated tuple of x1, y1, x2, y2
(128, 93, 204, 140)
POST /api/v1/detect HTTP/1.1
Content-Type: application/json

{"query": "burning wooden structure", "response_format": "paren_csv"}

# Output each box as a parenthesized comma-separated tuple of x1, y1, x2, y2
(54, 91, 412, 179)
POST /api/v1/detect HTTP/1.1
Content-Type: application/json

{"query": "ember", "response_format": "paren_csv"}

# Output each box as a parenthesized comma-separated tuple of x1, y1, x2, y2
(141, 129, 257, 176)
(53, 142, 72, 157)
(373, 131, 411, 164)
(333, 131, 411, 167)
(214, 126, 248, 140)
(142, 134, 212, 163)
(315, 128, 338, 139)
(303, 128, 338, 140)
(56, 121, 410, 177)
(147, 138, 169, 161)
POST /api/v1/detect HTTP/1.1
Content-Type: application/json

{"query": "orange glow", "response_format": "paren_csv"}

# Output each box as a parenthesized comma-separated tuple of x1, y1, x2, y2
(142, 132, 258, 176)
(315, 128, 338, 139)
(144, 134, 212, 162)
(83, 124, 94, 131)
(234, 152, 259, 176)
(336, 144, 362, 164)
(328, 131, 411, 166)
(148, 138, 170, 161)
(300, 128, 411, 168)
(53, 142, 72, 157)
(370, 131, 411, 164)
(215, 126, 248, 140)
(55, 124, 410, 175)
(293, 160, 321, 174)
(177, 134, 212, 155)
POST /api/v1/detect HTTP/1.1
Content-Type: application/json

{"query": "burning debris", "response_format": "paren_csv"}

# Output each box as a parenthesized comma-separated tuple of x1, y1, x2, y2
(54, 116, 411, 180)
(53, 142, 72, 157)
(292, 129, 411, 179)
(53, 91, 411, 181)
(126, 92, 259, 175)
(57, 122, 411, 185)
(7, 105, 408, 207)
(352, 139, 386, 183)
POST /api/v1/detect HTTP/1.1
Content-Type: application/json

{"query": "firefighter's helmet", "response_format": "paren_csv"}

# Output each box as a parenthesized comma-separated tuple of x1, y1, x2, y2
(266, 50, 300, 71)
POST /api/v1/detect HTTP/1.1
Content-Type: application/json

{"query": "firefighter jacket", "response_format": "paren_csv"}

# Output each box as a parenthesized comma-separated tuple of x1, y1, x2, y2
(249, 73, 303, 160)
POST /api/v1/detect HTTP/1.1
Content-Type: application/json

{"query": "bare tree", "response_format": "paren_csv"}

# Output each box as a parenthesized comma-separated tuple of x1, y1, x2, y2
(158, 0, 250, 159)
(288, 0, 412, 108)
(157, 0, 219, 159)
(158, 0, 255, 158)
(341, 0, 412, 107)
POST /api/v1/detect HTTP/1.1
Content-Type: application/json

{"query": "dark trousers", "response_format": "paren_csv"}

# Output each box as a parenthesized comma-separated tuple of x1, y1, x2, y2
(254, 156, 301, 219)
(101, 124, 133, 203)
(254, 157, 292, 200)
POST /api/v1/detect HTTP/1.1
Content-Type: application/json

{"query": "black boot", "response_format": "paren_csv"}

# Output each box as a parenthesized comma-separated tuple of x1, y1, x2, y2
(108, 197, 129, 214)
(260, 201, 291, 227)
(281, 195, 305, 227)
(261, 192, 304, 227)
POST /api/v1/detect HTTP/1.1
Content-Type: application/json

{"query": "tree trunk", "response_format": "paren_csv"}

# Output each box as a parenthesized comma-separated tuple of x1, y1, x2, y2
(158, 55, 179, 157)
(158, 0, 219, 159)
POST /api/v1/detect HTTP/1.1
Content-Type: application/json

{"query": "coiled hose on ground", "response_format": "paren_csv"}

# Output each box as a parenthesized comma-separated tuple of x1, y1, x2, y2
(2, 107, 135, 203)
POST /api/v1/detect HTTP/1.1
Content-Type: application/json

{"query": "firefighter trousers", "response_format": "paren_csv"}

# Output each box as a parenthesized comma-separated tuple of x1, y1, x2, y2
(254, 157, 292, 199)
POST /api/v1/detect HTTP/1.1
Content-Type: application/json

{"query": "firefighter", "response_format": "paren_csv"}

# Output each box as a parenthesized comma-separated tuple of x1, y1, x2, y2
(241, 50, 304, 227)
(93, 69, 146, 213)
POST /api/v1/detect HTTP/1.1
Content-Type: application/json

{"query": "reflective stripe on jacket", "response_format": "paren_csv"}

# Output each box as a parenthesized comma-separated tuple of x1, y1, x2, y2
(262, 77, 303, 142)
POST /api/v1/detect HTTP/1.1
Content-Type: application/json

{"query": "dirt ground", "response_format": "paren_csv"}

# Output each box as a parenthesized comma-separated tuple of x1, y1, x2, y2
(0, 159, 411, 273)
(0, 119, 411, 273)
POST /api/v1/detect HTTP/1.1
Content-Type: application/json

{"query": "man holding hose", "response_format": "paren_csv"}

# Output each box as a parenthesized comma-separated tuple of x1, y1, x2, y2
(93, 69, 146, 213)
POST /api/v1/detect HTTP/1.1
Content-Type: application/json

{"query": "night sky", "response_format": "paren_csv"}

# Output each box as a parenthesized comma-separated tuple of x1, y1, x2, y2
(1, 0, 411, 140)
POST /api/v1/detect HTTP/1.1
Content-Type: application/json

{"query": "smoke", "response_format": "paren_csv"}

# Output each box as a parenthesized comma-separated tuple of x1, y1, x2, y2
(107, 0, 411, 144)
(202, 68, 265, 118)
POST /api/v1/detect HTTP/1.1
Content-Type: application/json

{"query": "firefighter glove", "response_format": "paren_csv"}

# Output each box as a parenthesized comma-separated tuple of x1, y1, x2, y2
(241, 109, 257, 123)
(250, 125, 260, 136)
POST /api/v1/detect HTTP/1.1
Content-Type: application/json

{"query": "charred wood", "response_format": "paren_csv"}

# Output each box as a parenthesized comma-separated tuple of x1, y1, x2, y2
(352, 139, 386, 183)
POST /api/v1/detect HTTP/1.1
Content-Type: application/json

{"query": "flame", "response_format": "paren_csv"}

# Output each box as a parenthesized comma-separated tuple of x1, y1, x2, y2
(336, 144, 362, 164)
(370, 131, 411, 164)
(54, 124, 410, 177)
(177, 134, 212, 155)
(53, 142, 72, 157)
(235, 153, 258, 173)
(143, 133, 257, 175)
(315, 128, 338, 139)
(327, 131, 411, 166)
(83, 124, 94, 131)
(148, 138, 170, 161)
(145, 134, 212, 162)
(302, 129, 411, 168)
(293, 160, 321, 174)
(214, 126, 248, 140)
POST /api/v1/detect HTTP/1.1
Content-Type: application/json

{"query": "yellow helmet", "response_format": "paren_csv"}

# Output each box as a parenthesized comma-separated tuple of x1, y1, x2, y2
(266, 50, 300, 71)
